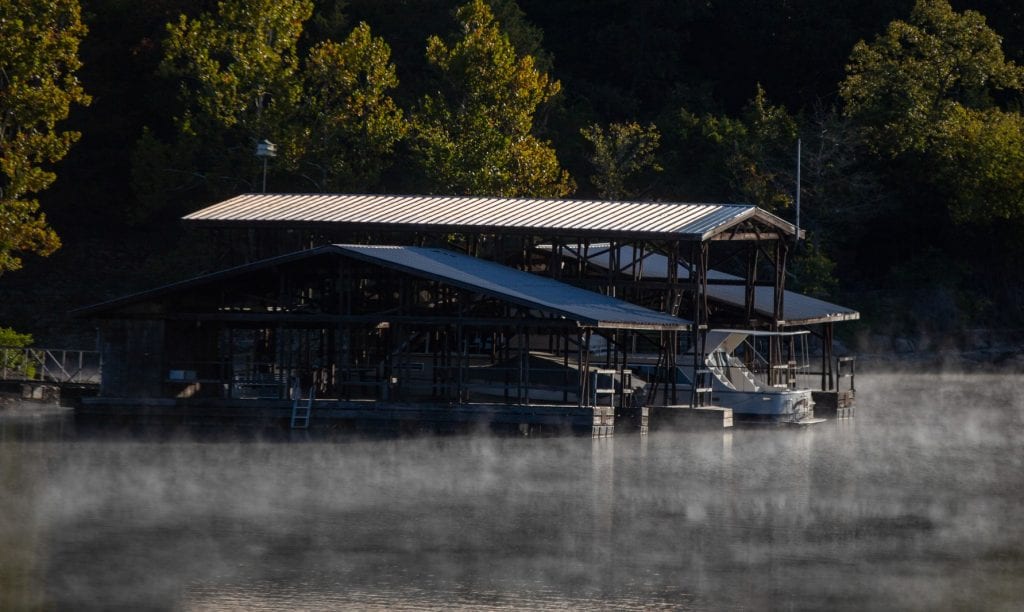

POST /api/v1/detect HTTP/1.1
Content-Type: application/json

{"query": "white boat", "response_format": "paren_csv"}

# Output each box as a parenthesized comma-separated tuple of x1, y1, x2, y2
(639, 329, 822, 424)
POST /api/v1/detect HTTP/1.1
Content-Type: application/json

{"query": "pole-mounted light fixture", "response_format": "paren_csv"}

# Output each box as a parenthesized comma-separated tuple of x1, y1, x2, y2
(255, 139, 277, 193)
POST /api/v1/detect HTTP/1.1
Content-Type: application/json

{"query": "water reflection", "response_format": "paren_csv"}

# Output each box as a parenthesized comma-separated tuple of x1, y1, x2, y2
(0, 373, 1022, 610)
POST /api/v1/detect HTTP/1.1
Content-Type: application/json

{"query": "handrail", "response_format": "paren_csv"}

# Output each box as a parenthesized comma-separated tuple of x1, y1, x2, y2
(0, 347, 102, 384)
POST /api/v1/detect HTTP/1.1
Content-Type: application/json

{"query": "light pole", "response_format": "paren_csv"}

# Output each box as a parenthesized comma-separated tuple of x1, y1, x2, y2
(255, 139, 277, 193)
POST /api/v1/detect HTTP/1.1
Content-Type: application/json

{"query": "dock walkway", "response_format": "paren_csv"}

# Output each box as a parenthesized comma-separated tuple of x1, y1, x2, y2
(1, 347, 101, 403)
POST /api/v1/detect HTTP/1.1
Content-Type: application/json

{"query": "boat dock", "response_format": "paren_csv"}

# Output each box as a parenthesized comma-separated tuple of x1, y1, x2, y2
(78, 397, 618, 436)
(67, 193, 859, 433)
(0, 347, 100, 405)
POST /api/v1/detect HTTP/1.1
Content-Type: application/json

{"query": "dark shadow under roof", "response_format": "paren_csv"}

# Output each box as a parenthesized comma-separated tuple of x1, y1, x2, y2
(547, 244, 859, 326)
(78, 245, 691, 331)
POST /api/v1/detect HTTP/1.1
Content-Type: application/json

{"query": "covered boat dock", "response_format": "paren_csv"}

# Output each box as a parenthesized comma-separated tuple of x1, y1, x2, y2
(538, 243, 859, 413)
(183, 193, 806, 409)
(76, 245, 690, 435)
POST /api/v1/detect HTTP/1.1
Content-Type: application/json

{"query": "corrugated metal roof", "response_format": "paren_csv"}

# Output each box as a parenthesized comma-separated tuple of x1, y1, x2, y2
(547, 244, 859, 326)
(706, 285, 859, 326)
(183, 193, 798, 240)
(334, 245, 690, 330)
(77, 244, 690, 331)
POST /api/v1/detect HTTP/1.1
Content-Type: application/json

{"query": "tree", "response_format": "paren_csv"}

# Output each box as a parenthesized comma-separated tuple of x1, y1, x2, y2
(841, 0, 1024, 223)
(290, 22, 407, 192)
(136, 2, 406, 218)
(932, 105, 1024, 222)
(0, 326, 34, 375)
(0, 0, 90, 274)
(672, 85, 797, 211)
(134, 0, 313, 218)
(580, 122, 661, 200)
(161, 0, 311, 146)
(412, 0, 574, 197)
(842, 0, 1024, 159)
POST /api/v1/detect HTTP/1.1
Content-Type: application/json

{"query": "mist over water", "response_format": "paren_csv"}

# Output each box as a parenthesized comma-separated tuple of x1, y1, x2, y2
(2, 373, 1022, 610)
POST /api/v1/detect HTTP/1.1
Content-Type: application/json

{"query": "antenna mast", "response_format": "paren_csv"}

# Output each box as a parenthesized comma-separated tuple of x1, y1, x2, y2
(795, 138, 801, 245)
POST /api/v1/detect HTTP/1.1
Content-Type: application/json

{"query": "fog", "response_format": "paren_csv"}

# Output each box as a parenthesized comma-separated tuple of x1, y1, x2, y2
(1, 372, 1022, 610)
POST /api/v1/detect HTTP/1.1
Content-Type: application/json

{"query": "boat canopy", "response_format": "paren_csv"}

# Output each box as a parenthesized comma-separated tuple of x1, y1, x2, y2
(705, 329, 810, 354)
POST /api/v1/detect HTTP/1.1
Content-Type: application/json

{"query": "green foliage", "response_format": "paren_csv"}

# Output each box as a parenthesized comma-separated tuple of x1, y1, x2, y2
(0, 326, 34, 377)
(412, 0, 574, 197)
(580, 122, 661, 200)
(134, 0, 313, 214)
(932, 106, 1024, 222)
(166, 0, 311, 180)
(789, 239, 838, 299)
(842, 0, 1024, 158)
(12, 0, 1024, 337)
(161, 0, 311, 136)
(841, 0, 1024, 224)
(305, 0, 350, 46)
(675, 86, 797, 211)
(0, 0, 90, 274)
(487, 0, 553, 74)
(798, 108, 890, 225)
(289, 23, 407, 191)
(136, 1, 405, 216)
(0, 327, 31, 349)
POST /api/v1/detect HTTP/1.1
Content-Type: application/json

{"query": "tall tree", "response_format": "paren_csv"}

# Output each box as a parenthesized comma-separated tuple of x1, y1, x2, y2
(842, 0, 1024, 158)
(135, 1, 405, 218)
(669, 86, 798, 212)
(412, 0, 573, 197)
(289, 22, 406, 192)
(580, 122, 661, 200)
(0, 0, 90, 274)
(842, 0, 1024, 223)
(134, 0, 313, 219)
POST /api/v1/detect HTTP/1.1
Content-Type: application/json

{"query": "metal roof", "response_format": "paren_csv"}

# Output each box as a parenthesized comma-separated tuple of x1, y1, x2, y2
(547, 244, 859, 326)
(183, 193, 799, 241)
(705, 285, 859, 326)
(77, 245, 690, 331)
(334, 245, 690, 330)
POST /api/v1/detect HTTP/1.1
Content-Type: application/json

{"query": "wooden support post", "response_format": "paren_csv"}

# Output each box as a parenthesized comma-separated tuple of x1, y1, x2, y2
(824, 322, 835, 391)
(607, 240, 617, 298)
(549, 238, 559, 279)
(503, 308, 511, 402)
(580, 239, 591, 280)
(563, 331, 570, 403)
(580, 329, 592, 407)
(669, 330, 678, 405)
(456, 291, 465, 404)
(524, 326, 531, 408)
(745, 242, 758, 326)
(666, 241, 679, 315)
(769, 239, 788, 386)
(689, 241, 709, 408)
(621, 330, 631, 411)
(577, 330, 584, 409)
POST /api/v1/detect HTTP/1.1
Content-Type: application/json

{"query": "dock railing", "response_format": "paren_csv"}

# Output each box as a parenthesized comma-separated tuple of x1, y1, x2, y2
(0, 347, 102, 385)
(794, 356, 856, 394)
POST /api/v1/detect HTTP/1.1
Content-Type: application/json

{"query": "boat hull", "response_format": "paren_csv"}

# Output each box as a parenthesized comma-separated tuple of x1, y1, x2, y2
(711, 388, 815, 423)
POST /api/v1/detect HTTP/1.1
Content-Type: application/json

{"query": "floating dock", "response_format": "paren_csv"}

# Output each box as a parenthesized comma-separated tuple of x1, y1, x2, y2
(78, 397, 619, 436)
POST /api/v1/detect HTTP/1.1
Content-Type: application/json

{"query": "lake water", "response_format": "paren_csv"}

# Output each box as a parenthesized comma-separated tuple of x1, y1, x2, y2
(1, 373, 1022, 610)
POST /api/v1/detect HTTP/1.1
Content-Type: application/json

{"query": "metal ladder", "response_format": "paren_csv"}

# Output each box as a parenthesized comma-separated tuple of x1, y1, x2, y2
(290, 386, 315, 429)
(693, 368, 714, 407)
